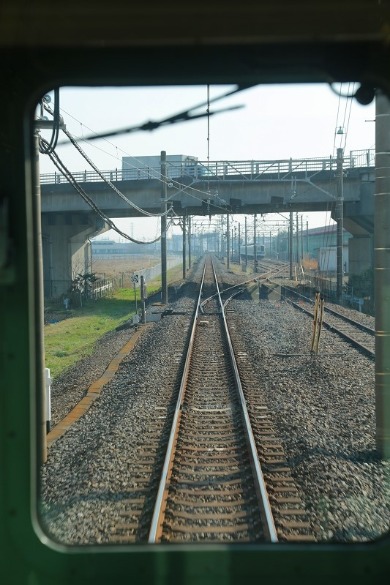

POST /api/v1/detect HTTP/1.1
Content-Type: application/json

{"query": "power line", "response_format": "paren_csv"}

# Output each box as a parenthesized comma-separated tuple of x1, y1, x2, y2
(63, 126, 172, 218)
(62, 85, 249, 143)
(41, 138, 172, 245)
(51, 103, 232, 214)
(44, 103, 172, 219)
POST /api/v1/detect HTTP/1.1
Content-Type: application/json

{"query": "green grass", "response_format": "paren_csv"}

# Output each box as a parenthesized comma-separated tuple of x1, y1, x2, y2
(44, 299, 134, 378)
(44, 263, 184, 379)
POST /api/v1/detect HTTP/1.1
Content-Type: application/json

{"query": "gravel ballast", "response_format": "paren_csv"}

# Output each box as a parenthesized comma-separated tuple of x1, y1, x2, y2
(40, 266, 389, 545)
(229, 297, 389, 542)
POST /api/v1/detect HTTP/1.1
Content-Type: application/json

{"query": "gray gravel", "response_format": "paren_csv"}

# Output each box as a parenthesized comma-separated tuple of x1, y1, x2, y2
(49, 327, 136, 426)
(40, 263, 389, 545)
(229, 296, 389, 542)
(40, 292, 199, 544)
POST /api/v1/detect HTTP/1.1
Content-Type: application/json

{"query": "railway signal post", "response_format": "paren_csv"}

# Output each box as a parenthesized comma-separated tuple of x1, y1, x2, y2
(131, 273, 139, 313)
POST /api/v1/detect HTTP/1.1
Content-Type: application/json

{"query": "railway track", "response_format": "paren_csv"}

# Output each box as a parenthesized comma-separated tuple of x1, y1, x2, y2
(283, 286, 375, 358)
(147, 258, 277, 543)
(108, 257, 316, 543)
(46, 255, 316, 544)
(41, 255, 385, 546)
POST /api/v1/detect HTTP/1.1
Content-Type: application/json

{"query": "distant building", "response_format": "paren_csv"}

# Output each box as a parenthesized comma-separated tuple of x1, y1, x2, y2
(91, 239, 159, 256)
(319, 245, 349, 273)
(169, 234, 183, 252)
(91, 237, 181, 257)
(276, 224, 351, 268)
(122, 154, 199, 180)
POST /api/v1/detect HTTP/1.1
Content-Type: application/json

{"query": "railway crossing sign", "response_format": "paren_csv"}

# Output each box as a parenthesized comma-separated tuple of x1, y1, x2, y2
(131, 274, 139, 284)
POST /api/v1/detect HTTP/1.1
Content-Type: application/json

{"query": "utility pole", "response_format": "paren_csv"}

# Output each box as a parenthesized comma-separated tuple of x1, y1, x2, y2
(300, 215, 304, 261)
(336, 147, 344, 301)
(160, 151, 168, 304)
(289, 211, 293, 279)
(140, 275, 146, 324)
(244, 216, 248, 271)
(306, 219, 309, 255)
(253, 213, 258, 272)
(238, 222, 241, 264)
(295, 212, 299, 264)
(188, 215, 192, 269)
(375, 89, 390, 459)
(226, 213, 230, 269)
(219, 216, 224, 260)
(182, 213, 186, 279)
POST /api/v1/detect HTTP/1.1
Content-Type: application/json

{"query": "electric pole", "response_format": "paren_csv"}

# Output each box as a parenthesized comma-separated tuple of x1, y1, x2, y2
(375, 89, 390, 458)
(188, 215, 192, 269)
(226, 213, 230, 269)
(253, 213, 258, 272)
(244, 216, 248, 272)
(182, 213, 186, 279)
(336, 147, 344, 301)
(161, 151, 168, 304)
(238, 222, 241, 264)
(289, 211, 293, 279)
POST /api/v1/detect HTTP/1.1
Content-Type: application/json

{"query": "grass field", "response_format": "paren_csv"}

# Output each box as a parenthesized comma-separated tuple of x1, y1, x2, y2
(92, 255, 159, 278)
(44, 260, 184, 379)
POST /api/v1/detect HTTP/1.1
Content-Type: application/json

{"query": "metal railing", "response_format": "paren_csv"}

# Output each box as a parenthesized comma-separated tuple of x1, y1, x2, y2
(44, 278, 115, 304)
(40, 149, 375, 185)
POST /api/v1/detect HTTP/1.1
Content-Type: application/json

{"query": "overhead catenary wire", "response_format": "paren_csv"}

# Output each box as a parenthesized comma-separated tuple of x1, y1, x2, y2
(63, 126, 172, 218)
(49, 104, 233, 215)
(41, 138, 172, 245)
(43, 103, 172, 219)
(341, 82, 355, 153)
(61, 84, 249, 143)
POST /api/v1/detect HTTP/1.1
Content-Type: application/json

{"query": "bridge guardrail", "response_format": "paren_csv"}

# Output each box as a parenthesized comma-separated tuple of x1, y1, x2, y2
(40, 149, 375, 185)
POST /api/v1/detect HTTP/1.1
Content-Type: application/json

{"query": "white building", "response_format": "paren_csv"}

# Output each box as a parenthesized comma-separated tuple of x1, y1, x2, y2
(319, 245, 349, 273)
(122, 154, 198, 180)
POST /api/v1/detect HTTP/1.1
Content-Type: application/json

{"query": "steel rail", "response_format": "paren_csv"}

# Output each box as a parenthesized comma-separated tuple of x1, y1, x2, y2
(281, 285, 375, 336)
(288, 298, 375, 359)
(149, 257, 278, 543)
(211, 258, 278, 543)
(147, 262, 206, 543)
(200, 263, 287, 310)
(280, 285, 375, 346)
(323, 305, 375, 336)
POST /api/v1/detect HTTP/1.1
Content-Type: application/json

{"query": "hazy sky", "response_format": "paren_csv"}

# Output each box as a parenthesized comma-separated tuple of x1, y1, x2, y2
(38, 84, 375, 239)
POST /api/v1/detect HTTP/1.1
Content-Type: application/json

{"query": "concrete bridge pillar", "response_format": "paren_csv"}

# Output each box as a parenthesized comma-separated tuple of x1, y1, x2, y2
(348, 233, 373, 278)
(343, 217, 373, 301)
(42, 213, 108, 298)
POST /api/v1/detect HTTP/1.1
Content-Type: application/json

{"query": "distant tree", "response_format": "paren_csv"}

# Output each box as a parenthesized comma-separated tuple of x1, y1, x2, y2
(69, 272, 98, 304)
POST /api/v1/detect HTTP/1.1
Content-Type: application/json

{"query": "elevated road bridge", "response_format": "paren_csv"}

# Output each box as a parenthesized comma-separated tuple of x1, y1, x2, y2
(41, 149, 374, 219)
(40, 149, 375, 297)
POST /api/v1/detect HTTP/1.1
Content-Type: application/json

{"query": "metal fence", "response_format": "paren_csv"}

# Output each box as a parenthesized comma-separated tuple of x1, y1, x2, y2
(40, 149, 375, 185)
(131, 257, 180, 283)
(44, 258, 182, 307)
(44, 277, 116, 307)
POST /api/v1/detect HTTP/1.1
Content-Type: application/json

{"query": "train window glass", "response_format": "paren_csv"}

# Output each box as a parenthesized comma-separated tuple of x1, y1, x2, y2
(36, 84, 389, 546)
